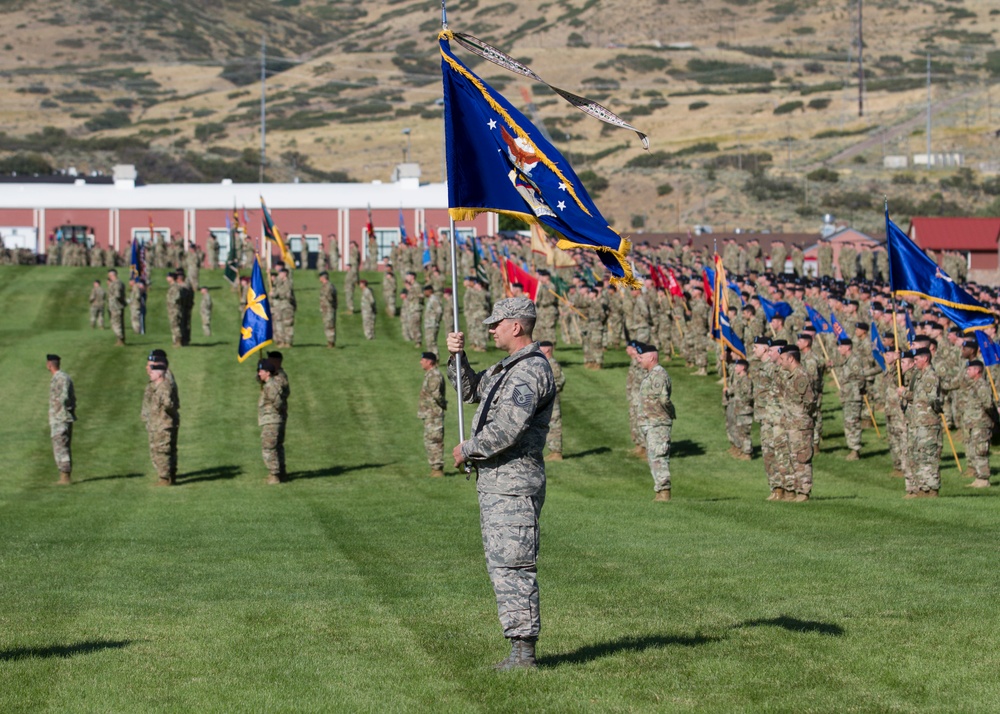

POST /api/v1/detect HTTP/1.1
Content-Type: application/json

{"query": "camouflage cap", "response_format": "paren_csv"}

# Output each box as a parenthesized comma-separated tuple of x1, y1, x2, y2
(483, 296, 536, 325)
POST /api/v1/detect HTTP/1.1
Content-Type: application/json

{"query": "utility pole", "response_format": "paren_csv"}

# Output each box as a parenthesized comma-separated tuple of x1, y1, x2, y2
(926, 53, 932, 171)
(857, 0, 864, 117)
(260, 35, 267, 184)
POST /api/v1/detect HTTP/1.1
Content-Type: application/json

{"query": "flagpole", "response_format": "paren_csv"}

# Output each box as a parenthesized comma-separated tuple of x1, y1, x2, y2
(885, 197, 904, 388)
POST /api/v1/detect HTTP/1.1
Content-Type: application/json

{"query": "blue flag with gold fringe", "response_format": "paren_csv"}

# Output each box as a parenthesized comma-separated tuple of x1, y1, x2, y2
(440, 34, 638, 287)
(238, 255, 273, 363)
(886, 210, 993, 331)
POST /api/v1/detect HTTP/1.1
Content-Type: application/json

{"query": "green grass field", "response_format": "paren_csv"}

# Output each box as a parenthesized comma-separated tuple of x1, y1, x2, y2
(2, 265, 999, 712)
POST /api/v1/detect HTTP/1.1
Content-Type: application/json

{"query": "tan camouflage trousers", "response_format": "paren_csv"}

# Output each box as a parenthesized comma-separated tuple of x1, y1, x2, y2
(169, 313, 182, 346)
(582, 330, 604, 366)
(905, 422, 942, 493)
(261, 422, 286, 478)
(422, 414, 444, 470)
(605, 316, 623, 349)
(322, 314, 336, 346)
(478, 490, 544, 639)
(147, 426, 178, 481)
(51, 422, 72, 473)
(404, 315, 420, 345)
(963, 425, 991, 480)
(201, 310, 211, 336)
(546, 403, 562, 454)
(130, 304, 142, 334)
(813, 391, 824, 447)
(90, 306, 104, 329)
(760, 420, 780, 490)
(843, 400, 863, 452)
(641, 423, 672, 492)
(468, 320, 489, 351)
(534, 310, 557, 344)
(362, 309, 376, 340)
(780, 425, 814, 495)
(423, 322, 441, 356)
(110, 308, 125, 342)
(274, 307, 295, 346)
(885, 406, 908, 473)
(727, 410, 753, 456)
(343, 272, 357, 313)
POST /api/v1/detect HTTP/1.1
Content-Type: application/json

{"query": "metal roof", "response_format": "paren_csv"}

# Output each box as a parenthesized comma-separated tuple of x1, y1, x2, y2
(909, 217, 1000, 252)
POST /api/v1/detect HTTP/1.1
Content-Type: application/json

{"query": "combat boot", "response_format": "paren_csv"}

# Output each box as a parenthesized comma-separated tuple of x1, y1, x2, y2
(153, 477, 173, 487)
(694, 368, 707, 376)
(654, 489, 671, 502)
(923, 490, 939, 498)
(903, 491, 919, 499)
(967, 478, 991, 488)
(736, 451, 752, 461)
(544, 452, 563, 461)
(429, 469, 445, 478)
(793, 493, 810, 502)
(494, 637, 537, 671)
(767, 488, 785, 501)
(56, 472, 72, 486)
(266, 474, 282, 485)
(781, 489, 798, 501)
(845, 450, 860, 461)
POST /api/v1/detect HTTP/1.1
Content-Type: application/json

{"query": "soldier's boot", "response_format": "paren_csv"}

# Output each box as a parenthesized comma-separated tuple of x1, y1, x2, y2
(767, 488, 784, 501)
(545, 452, 563, 461)
(903, 491, 919, 499)
(266, 474, 282, 485)
(845, 450, 860, 461)
(494, 637, 537, 671)
(967, 478, 991, 488)
(890, 469, 905, 478)
(694, 368, 707, 376)
(429, 469, 445, 478)
(793, 493, 810, 502)
(153, 477, 173, 487)
(56, 471, 72, 486)
(736, 451, 752, 461)
(923, 490, 939, 498)
(781, 489, 798, 501)
(653, 489, 671, 502)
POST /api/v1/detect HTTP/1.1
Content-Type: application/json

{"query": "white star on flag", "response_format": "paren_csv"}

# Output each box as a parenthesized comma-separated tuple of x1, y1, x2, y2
(488, 119, 497, 130)
(558, 182, 567, 191)
(556, 200, 566, 211)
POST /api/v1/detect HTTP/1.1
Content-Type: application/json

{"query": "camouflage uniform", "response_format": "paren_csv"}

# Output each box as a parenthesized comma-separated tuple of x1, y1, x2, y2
(167, 279, 183, 345)
(49, 369, 76, 477)
(725, 368, 753, 457)
(89, 283, 106, 328)
(637, 364, 675, 494)
(418, 366, 447, 473)
(382, 271, 398, 317)
(128, 282, 145, 334)
(344, 244, 360, 313)
(258, 373, 288, 481)
(465, 285, 491, 350)
(688, 300, 709, 371)
(583, 295, 607, 367)
(403, 289, 423, 344)
(107, 277, 126, 344)
(319, 279, 338, 347)
(422, 292, 444, 356)
(545, 354, 565, 455)
(879, 367, 908, 474)
(448, 341, 555, 641)
(955, 372, 994, 481)
(200, 291, 212, 336)
(629, 292, 653, 343)
(270, 274, 297, 347)
(817, 241, 833, 279)
(778, 362, 816, 497)
(533, 285, 559, 344)
(179, 279, 194, 346)
(901, 365, 943, 494)
(835, 350, 881, 454)
(141, 372, 180, 484)
(360, 285, 376, 340)
(627, 357, 645, 448)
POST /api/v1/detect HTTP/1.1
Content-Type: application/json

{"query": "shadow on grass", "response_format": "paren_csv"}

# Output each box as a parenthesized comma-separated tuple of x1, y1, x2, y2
(81, 472, 144, 483)
(672, 440, 705, 458)
(1, 639, 132, 661)
(733, 615, 844, 636)
(810, 495, 859, 501)
(182, 342, 229, 348)
(541, 633, 719, 667)
(178, 465, 242, 484)
(564, 446, 612, 460)
(287, 463, 390, 481)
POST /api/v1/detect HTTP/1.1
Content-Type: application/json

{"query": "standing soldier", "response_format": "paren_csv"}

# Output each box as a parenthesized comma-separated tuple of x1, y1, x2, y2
(791, 244, 804, 277)
(899, 347, 943, 498)
(583, 286, 608, 369)
(533, 271, 559, 344)
(141, 355, 180, 486)
(47, 354, 76, 485)
(327, 234, 340, 272)
(184, 245, 201, 291)
(630, 287, 653, 343)
(466, 279, 491, 351)
(318, 271, 338, 348)
(418, 351, 447, 477)
(166, 273, 183, 346)
(107, 269, 126, 346)
(177, 268, 194, 346)
(360, 278, 376, 340)
(839, 243, 858, 281)
(817, 240, 833, 279)
(257, 359, 288, 484)
(954, 359, 993, 488)
(636, 343, 675, 501)
(777, 345, 816, 501)
(689, 286, 709, 376)
(382, 265, 398, 318)
(128, 279, 146, 335)
(724, 358, 753, 460)
(422, 284, 443, 356)
(403, 274, 423, 345)
(206, 231, 219, 269)
(271, 267, 297, 348)
(879, 349, 908, 477)
(89, 279, 106, 329)
(539, 341, 565, 460)
(199, 286, 212, 336)
(833, 336, 881, 460)
(770, 240, 787, 275)
(344, 241, 360, 313)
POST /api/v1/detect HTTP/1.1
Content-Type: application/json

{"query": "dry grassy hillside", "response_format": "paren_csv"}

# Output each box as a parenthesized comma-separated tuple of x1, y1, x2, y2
(1, 0, 999, 234)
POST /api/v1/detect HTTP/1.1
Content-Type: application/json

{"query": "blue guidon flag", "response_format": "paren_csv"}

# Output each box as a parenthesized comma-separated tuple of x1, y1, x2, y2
(885, 210, 993, 331)
(440, 34, 639, 288)
(237, 255, 273, 363)
(805, 304, 832, 334)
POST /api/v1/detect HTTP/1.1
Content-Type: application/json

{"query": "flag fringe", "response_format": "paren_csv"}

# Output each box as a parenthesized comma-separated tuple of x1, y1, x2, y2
(893, 290, 997, 317)
(236, 339, 273, 364)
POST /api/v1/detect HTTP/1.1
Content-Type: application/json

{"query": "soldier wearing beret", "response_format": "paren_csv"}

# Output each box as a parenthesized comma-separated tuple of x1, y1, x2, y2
(418, 352, 447, 477)
(776, 345, 816, 501)
(46, 354, 76, 485)
(952, 360, 994, 488)
(724, 358, 753, 460)
(833, 336, 881, 461)
(898, 347, 943, 497)
(636, 342, 675, 500)
(141, 353, 180, 486)
(446, 296, 556, 670)
(257, 359, 288, 484)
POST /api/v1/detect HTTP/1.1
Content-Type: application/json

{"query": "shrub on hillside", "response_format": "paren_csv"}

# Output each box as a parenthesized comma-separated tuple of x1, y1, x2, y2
(774, 100, 804, 115)
(806, 167, 838, 183)
(0, 152, 54, 175)
(84, 110, 131, 132)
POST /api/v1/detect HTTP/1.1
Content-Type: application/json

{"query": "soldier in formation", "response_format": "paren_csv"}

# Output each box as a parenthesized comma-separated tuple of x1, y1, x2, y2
(270, 267, 297, 348)
(417, 351, 447, 478)
(422, 284, 443, 356)
(107, 269, 127, 346)
(539, 341, 565, 461)
(318, 271, 338, 348)
(635, 342, 675, 501)
(199, 287, 212, 336)
(88, 279, 106, 329)
(257, 358, 289, 484)
(47, 354, 76, 485)
(141, 352, 180, 486)
(950, 358, 993, 489)
(898, 347, 943, 498)
(129, 278, 146, 335)
(724, 358, 753, 460)
(359, 278, 376, 340)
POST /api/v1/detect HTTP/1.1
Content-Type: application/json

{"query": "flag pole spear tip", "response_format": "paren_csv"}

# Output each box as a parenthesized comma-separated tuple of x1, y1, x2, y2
(441, 0, 448, 29)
